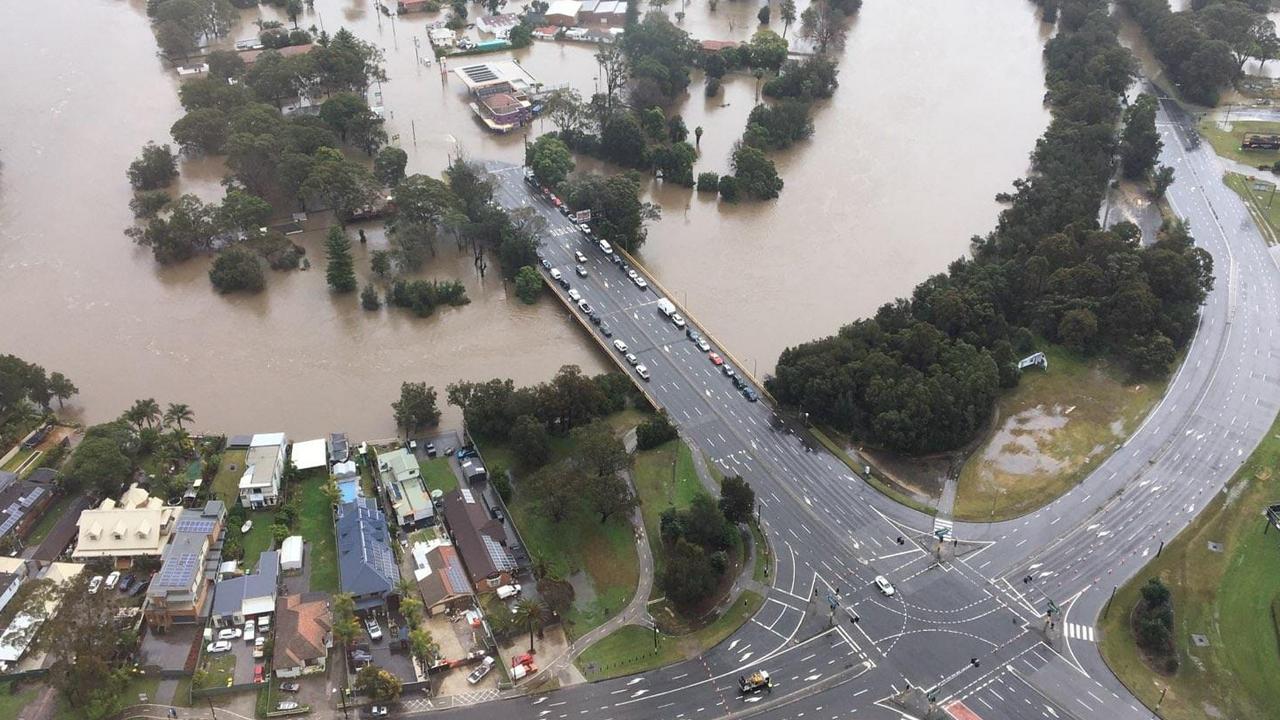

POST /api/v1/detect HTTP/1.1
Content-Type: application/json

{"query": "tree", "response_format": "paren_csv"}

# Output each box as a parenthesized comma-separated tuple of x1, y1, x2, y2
(694, 125, 703, 148)
(209, 246, 265, 294)
(583, 467, 636, 523)
(331, 594, 360, 649)
(719, 475, 755, 523)
(355, 664, 403, 702)
(408, 628, 439, 669)
(1199, 1, 1277, 72)
(800, 1, 847, 54)
(635, 411, 678, 449)
(758, 4, 771, 24)
(171, 108, 229, 154)
(1152, 164, 1175, 199)
(127, 142, 179, 190)
(219, 189, 273, 233)
(370, 249, 394, 280)
(526, 135, 576, 187)
(393, 382, 442, 437)
(512, 598, 547, 652)
(659, 538, 718, 610)
(374, 146, 409, 187)
(62, 435, 131, 498)
(1120, 93, 1161, 180)
(780, 0, 797, 37)
(49, 372, 78, 409)
(696, 172, 719, 192)
(286, 0, 304, 27)
(130, 190, 170, 219)
(325, 226, 358, 293)
(302, 147, 378, 221)
(527, 466, 579, 522)
(731, 144, 784, 199)
(360, 284, 381, 310)
(511, 415, 551, 467)
(164, 403, 194, 430)
(514, 265, 543, 304)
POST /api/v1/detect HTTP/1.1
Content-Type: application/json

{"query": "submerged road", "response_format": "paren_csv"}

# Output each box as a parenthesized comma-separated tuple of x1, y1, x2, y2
(409, 97, 1280, 720)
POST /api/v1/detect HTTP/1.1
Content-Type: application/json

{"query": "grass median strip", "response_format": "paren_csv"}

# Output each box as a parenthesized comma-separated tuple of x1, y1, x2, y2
(1099, 412, 1280, 720)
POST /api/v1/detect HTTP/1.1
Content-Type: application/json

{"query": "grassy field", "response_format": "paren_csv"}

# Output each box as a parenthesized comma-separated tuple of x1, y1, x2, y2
(1198, 118, 1280, 168)
(297, 470, 339, 593)
(954, 344, 1165, 521)
(195, 654, 236, 690)
(237, 510, 277, 562)
(0, 448, 34, 474)
(576, 591, 764, 680)
(1099, 412, 1280, 720)
(1223, 171, 1280, 246)
(421, 457, 459, 494)
(632, 439, 704, 574)
(210, 448, 247, 503)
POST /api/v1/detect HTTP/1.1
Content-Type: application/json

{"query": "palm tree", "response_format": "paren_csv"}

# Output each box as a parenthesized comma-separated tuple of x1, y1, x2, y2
(322, 480, 341, 508)
(129, 398, 161, 430)
(164, 403, 194, 430)
(512, 598, 547, 653)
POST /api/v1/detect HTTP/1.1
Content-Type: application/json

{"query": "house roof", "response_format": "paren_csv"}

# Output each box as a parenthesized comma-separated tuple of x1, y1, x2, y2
(240, 443, 283, 492)
(25, 468, 57, 486)
(412, 542, 471, 608)
(281, 535, 303, 567)
(441, 489, 516, 585)
(148, 501, 225, 599)
(290, 439, 328, 471)
(377, 448, 420, 483)
(546, 0, 582, 17)
(238, 44, 313, 67)
(0, 479, 49, 540)
(73, 484, 177, 558)
(700, 39, 739, 52)
(227, 434, 253, 449)
(274, 591, 331, 668)
(212, 550, 278, 618)
(336, 499, 400, 602)
(328, 433, 349, 463)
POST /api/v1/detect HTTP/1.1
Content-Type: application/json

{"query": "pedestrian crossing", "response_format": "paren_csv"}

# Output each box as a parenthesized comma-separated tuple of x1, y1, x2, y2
(1064, 622, 1096, 642)
(933, 516, 954, 538)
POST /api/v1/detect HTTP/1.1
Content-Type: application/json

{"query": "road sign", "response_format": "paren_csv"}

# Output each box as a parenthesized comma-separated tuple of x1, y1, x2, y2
(574, 209, 592, 223)
(1047, 600, 1060, 615)
(935, 527, 950, 540)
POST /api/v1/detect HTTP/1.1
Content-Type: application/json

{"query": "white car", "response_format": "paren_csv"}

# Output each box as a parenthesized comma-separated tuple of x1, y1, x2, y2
(612, 339, 629, 354)
(578, 223, 592, 235)
(625, 353, 639, 366)
(696, 338, 711, 352)
(574, 251, 587, 263)
(468, 656, 496, 684)
(627, 269, 638, 281)
(88, 576, 104, 594)
(104, 571, 121, 590)
(276, 701, 300, 711)
(568, 289, 582, 302)
(496, 584, 522, 600)
(366, 618, 383, 640)
(634, 277, 648, 290)
(671, 313, 686, 329)
(217, 628, 242, 640)
(635, 364, 651, 381)
(598, 239, 613, 254)
(874, 575, 895, 596)
(244, 621, 255, 642)
(206, 641, 232, 654)
(575, 264, 588, 277)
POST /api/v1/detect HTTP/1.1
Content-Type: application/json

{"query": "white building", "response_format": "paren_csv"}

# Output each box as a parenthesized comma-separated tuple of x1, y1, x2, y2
(281, 535, 304, 573)
(239, 433, 287, 509)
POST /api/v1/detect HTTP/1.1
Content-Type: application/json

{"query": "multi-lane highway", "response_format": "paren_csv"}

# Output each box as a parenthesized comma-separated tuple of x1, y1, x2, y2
(424, 98, 1280, 720)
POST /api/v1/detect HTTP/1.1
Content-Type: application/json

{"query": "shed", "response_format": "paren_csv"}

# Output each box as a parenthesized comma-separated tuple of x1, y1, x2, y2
(290, 438, 328, 471)
(281, 535, 304, 572)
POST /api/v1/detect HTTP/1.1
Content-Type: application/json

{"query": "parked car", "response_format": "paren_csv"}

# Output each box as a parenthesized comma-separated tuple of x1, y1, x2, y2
(732, 376, 747, 390)
(625, 353, 639, 366)
(696, 338, 711, 352)
(496, 584, 522, 600)
(104, 571, 121, 590)
(598, 239, 613, 254)
(254, 665, 266, 684)
(612, 339, 629, 354)
(568, 288, 581, 302)
(369, 707, 389, 718)
(350, 649, 373, 663)
(600, 323, 613, 337)
(455, 448, 478, 460)
(206, 641, 232, 654)
(366, 618, 383, 640)
(671, 313, 686, 329)
(743, 388, 759, 402)
(687, 328, 702, 341)
(709, 352, 724, 366)
(540, 259, 552, 270)
(723, 366, 737, 378)
(217, 628, 242, 641)
(634, 277, 648, 290)
(258, 615, 271, 630)
(88, 576, 103, 594)
(468, 656, 496, 684)
(874, 575, 895, 596)
(549, 268, 562, 281)
(578, 223, 592, 235)
(280, 682, 301, 693)
(589, 312, 601, 325)
(117, 574, 134, 593)
(636, 364, 651, 381)
(626, 269, 638, 281)
(244, 621, 255, 642)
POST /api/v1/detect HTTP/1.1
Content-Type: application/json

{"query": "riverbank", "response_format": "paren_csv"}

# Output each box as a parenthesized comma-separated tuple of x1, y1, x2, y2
(1098, 411, 1280, 720)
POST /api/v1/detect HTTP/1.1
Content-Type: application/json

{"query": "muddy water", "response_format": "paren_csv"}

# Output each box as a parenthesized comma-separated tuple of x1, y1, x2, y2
(0, 0, 1049, 439)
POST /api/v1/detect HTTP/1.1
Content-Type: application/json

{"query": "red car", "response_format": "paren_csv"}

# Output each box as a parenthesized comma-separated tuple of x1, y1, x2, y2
(709, 352, 724, 366)
(254, 665, 265, 684)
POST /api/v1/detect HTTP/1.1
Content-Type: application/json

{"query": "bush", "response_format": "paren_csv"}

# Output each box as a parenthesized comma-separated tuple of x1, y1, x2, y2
(127, 142, 178, 190)
(718, 174, 741, 202)
(361, 284, 381, 310)
(209, 246, 265, 294)
(696, 172, 720, 192)
(514, 265, 543, 304)
(636, 412, 678, 450)
(705, 77, 721, 97)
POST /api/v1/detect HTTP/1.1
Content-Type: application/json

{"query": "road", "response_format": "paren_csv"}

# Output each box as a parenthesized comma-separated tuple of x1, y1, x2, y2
(394, 113, 1280, 720)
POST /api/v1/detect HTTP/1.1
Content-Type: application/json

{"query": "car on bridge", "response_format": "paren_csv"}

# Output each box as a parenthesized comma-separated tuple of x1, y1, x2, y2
(613, 339, 629, 354)
(636, 364, 650, 381)
(574, 251, 587, 263)
(709, 352, 724, 366)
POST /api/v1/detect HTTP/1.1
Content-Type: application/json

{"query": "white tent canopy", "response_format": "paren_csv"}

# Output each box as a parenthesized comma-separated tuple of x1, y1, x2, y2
(290, 439, 328, 470)
(281, 535, 303, 571)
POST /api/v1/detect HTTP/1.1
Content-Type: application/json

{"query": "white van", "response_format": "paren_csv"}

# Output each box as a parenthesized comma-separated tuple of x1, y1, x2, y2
(496, 584, 522, 600)
(656, 298, 675, 317)
(549, 268, 562, 281)
(598, 239, 613, 254)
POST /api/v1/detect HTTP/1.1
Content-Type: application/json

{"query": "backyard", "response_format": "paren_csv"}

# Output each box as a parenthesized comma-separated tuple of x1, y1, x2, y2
(953, 343, 1166, 521)
(1099, 412, 1280, 720)
(297, 468, 339, 593)
(421, 456, 458, 494)
(210, 448, 248, 503)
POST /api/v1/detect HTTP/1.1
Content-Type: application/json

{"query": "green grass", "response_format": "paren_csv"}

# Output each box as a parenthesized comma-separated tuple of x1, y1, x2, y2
(237, 510, 278, 562)
(0, 682, 40, 719)
(750, 521, 769, 583)
(632, 439, 704, 575)
(358, 462, 377, 497)
(954, 343, 1165, 521)
(1198, 118, 1280, 168)
(1099, 412, 1280, 720)
(577, 590, 764, 680)
(1, 448, 34, 473)
(173, 677, 193, 707)
(195, 654, 236, 691)
(297, 471, 338, 593)
(810, 428, 937, 517)
(52, 674, 161, 720)
(421, 457, 459, 494)
(211, 448, 247, 502)
(1224, 171, 1280, 246)
(25, 493, 76, 546)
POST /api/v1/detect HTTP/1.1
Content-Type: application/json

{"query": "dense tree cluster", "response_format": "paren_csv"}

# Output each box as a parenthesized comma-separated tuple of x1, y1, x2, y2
(769, 1, 1214, 455)
(658, 478, 748, 611)
(0, 356, 76, 419)
(762, 55, 840, 100)
(127, 142, 179, 190)
(635, 411, 679, 450)
(446, 366, 635, 455)
(387, 278, 469, 316)
(1120, 93, 1162, 180)
(1133, 577, 1178, 673)
(743, 100, 814, 150)
(622, 13, 696, 107)
(1117, 0, 1239, 105)
(392, 381, 442, 436)
(208, 245, 266, 293)
(558, 173, 661, 253)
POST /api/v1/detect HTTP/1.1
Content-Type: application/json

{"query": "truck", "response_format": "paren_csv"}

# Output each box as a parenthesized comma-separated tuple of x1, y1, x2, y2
(738, 670, 773, 694)
(656, 298, 675, 318)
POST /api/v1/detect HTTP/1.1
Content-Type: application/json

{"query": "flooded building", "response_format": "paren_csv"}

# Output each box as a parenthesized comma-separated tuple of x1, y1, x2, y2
(454, 61, 540, 133)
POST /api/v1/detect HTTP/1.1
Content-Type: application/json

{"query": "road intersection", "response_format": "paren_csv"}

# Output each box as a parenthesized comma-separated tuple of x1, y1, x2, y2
(440, 98, 1280, 720)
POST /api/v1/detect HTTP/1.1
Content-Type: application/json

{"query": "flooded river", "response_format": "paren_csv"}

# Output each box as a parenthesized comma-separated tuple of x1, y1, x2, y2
(0, 0, 1049, 439)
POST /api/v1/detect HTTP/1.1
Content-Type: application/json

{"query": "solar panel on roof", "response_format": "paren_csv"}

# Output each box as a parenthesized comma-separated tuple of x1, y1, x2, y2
(176, 519, 216, 534)
(156, 552, 201, 588)
(445, 562, 469, 590)
(481, 535, 517, 572)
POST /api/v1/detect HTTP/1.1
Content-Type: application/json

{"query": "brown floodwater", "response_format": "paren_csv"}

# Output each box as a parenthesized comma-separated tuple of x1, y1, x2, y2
(0, 0, 1049, 439)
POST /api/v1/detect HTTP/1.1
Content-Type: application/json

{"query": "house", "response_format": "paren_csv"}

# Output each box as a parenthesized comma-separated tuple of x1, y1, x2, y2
(274, 591, 332, 678)
(429, 27, 456, 48)
(532, 25, 560, 40)
(237, 43, 313, 68)
(0, 558, 36, 617)
(398, 0, 434, 12)
(144, 501, 226, 632)
(0, 472, 56, 547)
(281, 535, 304, 573)
(477, 13, 520, 36)
(336, 498, 401, 611)
(699, 39, 739, 53)
(290, 438, 328, 471)
(239, 433, 287, 509)
(0, 561, 84, 669)
(454, 62, 540, 133)
(410, 540, 471, 616)
(545, 0, 582, 26)
(211, 551, 278, 628)
(72, 484, 179, 567)
(441, 489, 516, 591)
(377, 448, 435, 529)
(328, 433, 350, 465)
(580, 0, 627, 25)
